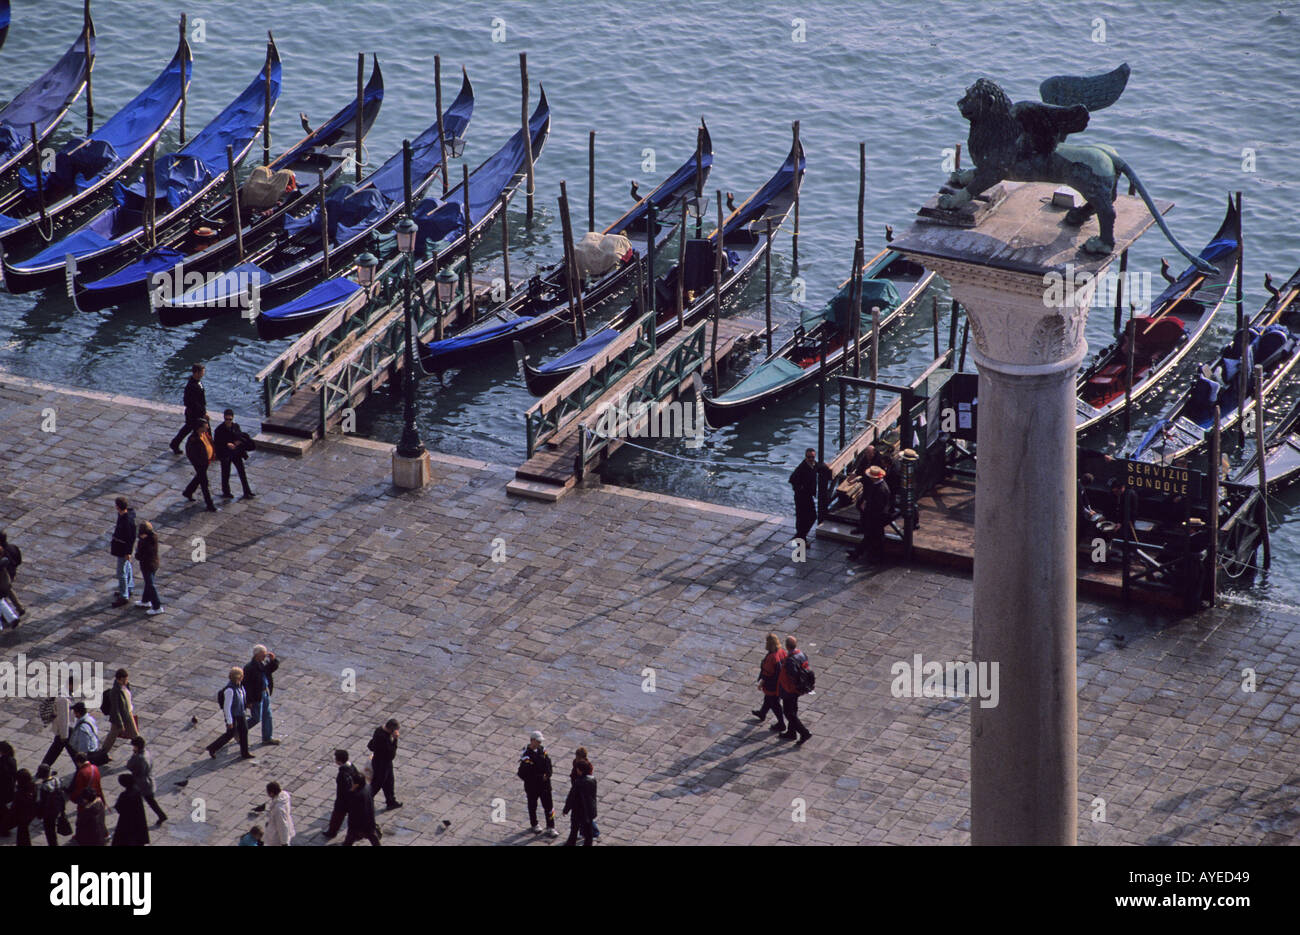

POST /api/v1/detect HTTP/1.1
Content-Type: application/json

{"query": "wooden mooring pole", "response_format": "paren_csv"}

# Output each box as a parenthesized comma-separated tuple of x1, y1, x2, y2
(790, 120, 800, 276)
(711, 189, 722, 395)
(676, 196, 687, 330)
(263, 33, 273, 167)
(520, 53, 534, 224)
(354, 53, 363, 182)
(84, 0, 94, 135)
(227, 144, 244, 259)
(500, 193, 511, 300)
(764, 217, 773, 357)
(435, 56, 448, 196)
(1113, 248, 1127, 335)
(559, 181, 586, 342)
(588, 130, 596, 234)
(318, 170, 329, 277)
(463, 163, 475, 321)
(1207, 406, 1221, 606)
(1254, 364, 1271, 569)
(178, 15, 187, 144)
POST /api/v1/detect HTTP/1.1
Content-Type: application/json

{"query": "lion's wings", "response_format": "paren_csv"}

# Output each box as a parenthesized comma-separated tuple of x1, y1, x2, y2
(1011, 101, 1090, 157)
(1039, 63, 1131, 112)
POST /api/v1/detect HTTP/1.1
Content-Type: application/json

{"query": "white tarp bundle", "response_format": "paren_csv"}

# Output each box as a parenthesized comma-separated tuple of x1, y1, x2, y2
(573, 231, 631, 279)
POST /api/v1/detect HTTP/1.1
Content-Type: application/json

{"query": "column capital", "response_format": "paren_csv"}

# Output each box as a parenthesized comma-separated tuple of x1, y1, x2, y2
(929, 258, 1092, 376)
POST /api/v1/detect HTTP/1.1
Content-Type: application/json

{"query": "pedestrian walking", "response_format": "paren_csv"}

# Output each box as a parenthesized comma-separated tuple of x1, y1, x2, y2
(568, 749, 600, 839)
(126, 737, 167, 824)
(70, 788, 108, 846)
(517, 730, 558, 837)
(39, 694, 81, 772)
(170, 363, 207, 454)
(109, 497, 137, 607)
(207, 667, 254, 760)
(9, 769, 36, 846)
(35, 763, 69, 847)
(777, 636, 815, 744)
(0, 529, 25, 624)
(214, 409, 257, 500)
(752, 633, 788, 732)
(343, 773, 380, 846)
(99, 668, 140, 757)
(182, 417, 217, 511)
(69, 752, 103, 805)
(244, 644, 280, 746)
(0, 742, 17, 837)
(238, 825, 264, 846)
(323, 750, 362, 840)
(561, 758, 598, 846)
(848, 465, 891, 563)
(134, 521, 165, 615)
(264, 781, 295, 845)
(789, 448, 830, 544)
(66, 701, 102, 768)
(111, 774, 149, 846)
(367, 719, 401, 810)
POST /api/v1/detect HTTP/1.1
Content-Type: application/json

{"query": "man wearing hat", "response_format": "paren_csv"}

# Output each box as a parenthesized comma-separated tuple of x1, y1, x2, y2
(517, 730, 558, 837)
(849, 465, 891, 563)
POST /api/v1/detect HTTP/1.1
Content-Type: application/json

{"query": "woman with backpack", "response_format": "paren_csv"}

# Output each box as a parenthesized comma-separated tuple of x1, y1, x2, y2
(35, 763, 69, 846)
(752, 633, 787, 733)
(134, 521, 164, 615)
(561, 758, 598, 846)
(777, 636, 814, 744)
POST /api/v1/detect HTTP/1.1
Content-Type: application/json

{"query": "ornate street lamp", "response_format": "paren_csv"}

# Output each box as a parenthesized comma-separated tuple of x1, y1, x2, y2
(394, 217, 424, 459)
(434, 265, 457, 342)
(355, 251, 378, 292)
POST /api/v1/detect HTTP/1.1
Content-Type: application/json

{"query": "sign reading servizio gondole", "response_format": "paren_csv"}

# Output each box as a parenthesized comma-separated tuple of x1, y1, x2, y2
(1124, 459, 1201, 498)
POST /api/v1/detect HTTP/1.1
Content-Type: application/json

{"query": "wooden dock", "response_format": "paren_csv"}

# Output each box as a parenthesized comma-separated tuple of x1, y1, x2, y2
(253, 269, 498, 452)
(509, 315, 770, 500)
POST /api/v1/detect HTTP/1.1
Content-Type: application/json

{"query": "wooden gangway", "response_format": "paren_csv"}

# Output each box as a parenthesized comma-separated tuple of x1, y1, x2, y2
(508, 313, 771, 500)
(252, 264, 498, 450)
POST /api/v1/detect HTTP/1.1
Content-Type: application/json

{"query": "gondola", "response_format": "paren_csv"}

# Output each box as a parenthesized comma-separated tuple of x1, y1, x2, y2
(418, 122, 712, 374)
(0, 8, 94, 181)
(2, 37, 282, 294)
(1232, 396, 1300, 492)
(0, 26, 191, 256)
(157, 68, 474, 324)
(1076, 196, 1241, 433)
(1133, 265, 1300, 464)
(702, 245, 933, 425)
(256, 85, 547, 341)
(75, 56, 384, 316)
(520, 133, 803, 396)
(0, 0, 10, 52)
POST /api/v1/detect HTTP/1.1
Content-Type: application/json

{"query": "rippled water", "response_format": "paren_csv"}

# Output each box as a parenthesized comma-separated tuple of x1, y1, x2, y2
(2, 0, 1299, 598)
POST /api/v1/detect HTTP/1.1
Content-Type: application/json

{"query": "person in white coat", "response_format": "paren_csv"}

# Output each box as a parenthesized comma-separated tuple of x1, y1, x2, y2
(264, 781, 294, 846)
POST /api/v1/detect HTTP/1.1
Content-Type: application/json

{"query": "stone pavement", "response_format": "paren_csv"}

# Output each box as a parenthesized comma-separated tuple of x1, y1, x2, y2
(0, 372, 1297, 846)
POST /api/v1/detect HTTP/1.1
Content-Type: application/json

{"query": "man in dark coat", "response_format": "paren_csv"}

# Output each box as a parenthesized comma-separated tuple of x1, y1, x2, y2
(518, 730, 557, 836)
(789, 448, 830, 543)
(323, 749, 363, 840)
(109, 497, 137, 607)
(110, 774, 149, 846)
(849, 466, 891, 563)
(214, 409, 256, 500)
(182, 417, 217, 512)
(343, 773, 380, 846)
(243, 644, 280, 746)
(367, 719, 401, 810)
(0, 529, 25, 622)
(561, 759, 598, 846)
(170, 364, 207, 454)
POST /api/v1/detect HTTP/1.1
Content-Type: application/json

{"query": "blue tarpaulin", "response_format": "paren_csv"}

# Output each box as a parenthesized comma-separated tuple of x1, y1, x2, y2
(17, 40, 189, 199)
(0, 24, 93, 164)
(259, 276, 362, 322)
(82, 246, 185, 292)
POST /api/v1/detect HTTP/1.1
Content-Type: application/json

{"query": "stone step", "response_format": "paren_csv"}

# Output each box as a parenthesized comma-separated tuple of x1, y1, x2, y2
(252, 431, 314, 457)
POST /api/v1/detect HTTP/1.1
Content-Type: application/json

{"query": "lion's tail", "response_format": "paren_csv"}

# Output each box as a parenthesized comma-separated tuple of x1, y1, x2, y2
(1112, 156, 1218, 275)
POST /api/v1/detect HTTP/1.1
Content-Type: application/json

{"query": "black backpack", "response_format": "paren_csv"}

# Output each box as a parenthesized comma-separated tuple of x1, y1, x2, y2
(216, 686, 227, 710)
(100, 689, 112, 716)
(787, 651, 815, 695)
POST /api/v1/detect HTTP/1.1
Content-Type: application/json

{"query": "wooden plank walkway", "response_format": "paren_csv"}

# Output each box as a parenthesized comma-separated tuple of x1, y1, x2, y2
(511, 316, 769, 498)
(819, 477, 1183, 610)
(258, 274, 501, 444)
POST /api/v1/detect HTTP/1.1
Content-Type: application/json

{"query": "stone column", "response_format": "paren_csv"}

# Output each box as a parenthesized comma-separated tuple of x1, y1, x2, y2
(929, 259, 1090, 844)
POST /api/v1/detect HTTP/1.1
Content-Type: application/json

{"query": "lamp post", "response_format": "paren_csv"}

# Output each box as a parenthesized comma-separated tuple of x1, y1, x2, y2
(390, 216, 432, 488)
(434, 265, 456, 342)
